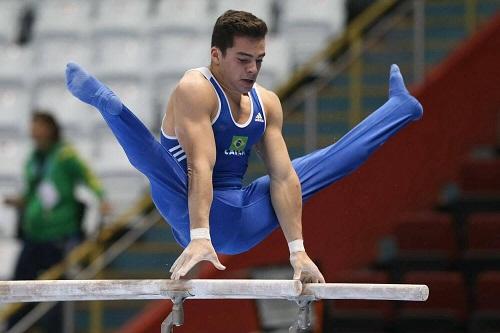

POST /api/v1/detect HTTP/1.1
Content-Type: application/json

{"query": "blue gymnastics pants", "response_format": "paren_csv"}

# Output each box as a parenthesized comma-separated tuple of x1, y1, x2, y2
(66, 63, 423, 255)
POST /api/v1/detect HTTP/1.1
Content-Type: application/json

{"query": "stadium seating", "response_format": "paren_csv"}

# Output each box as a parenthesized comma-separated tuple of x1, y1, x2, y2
(0, 44, 32, 83)
(0, 0, 24, 42)
(149, 0, 213, 35)
(390, 212, 459, 275)
(31, 78, 100, 135)
(469, 271, 500, 333)
(0, 79, 31, 133)
(395, 271, 467, 332)
(33, 33, 92, 79)
(281, 0, 346, 67)
(0, 237, 22, 280)
(462, 212, 500, 278)
(459, 158, 500, 194)
(324, 270, 393, 332)
(34, 0, 93, 37)
(93, 0, 150, 34)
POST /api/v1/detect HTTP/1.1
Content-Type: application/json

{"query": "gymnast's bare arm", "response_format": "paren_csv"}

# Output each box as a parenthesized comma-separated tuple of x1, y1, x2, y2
(256, 87, 325, 283)
(162, 71, 225, 279)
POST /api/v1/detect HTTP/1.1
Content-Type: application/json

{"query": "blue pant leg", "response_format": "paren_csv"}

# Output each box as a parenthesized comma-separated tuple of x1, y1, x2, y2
(99, 106, 187, 192)
(219, 176, 279, 254)
(231, 92, 422, 254)
(97, 105, 190, 237)
(294, 93, 422, 201)
(65, 63, 189, 241)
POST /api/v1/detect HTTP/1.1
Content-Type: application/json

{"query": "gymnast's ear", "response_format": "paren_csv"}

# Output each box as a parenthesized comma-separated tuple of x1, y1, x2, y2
(210, 47, 221, 65)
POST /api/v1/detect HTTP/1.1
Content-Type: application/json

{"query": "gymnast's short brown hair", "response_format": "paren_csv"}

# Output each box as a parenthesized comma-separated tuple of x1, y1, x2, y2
(211, 10, 268, 55)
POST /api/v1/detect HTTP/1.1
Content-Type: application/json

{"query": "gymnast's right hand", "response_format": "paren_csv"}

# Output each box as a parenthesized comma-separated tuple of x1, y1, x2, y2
(169, 239, 226, 279)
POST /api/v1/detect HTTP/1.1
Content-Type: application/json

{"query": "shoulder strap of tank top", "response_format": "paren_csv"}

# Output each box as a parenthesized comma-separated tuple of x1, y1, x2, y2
(187, 67, 212, 81)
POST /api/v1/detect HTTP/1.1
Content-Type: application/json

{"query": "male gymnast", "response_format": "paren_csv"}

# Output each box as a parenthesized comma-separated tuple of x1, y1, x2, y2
(65, 10, 423, 283)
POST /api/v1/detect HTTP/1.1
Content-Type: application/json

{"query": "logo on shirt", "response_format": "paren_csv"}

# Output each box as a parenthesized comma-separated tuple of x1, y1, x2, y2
(168, 144, 186, 162)
(225, 136, 248, 156)
(255, 113, 264, 123)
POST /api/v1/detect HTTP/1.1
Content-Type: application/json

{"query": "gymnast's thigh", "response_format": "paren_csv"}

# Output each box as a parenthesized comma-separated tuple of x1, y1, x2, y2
(221, 180, 280, 254)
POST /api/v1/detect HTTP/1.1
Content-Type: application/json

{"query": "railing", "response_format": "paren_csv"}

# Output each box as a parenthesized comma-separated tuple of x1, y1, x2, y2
(0, 194, 174, 333)
(276, 0, 495, 154)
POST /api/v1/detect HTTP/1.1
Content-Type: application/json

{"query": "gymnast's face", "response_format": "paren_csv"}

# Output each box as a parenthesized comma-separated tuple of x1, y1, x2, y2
(212, 36, 266, 94)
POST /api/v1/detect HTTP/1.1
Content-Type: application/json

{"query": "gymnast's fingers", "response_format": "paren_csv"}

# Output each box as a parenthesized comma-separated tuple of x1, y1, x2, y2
(209, 256, 226, 270)
(170, 256, 187, 279)
(169, 253, 185, 273)
(293, 267, 302, 280)
(310, 265, 325, 283)
(307, 267, 325, 283)
(176, 257, 201, 278)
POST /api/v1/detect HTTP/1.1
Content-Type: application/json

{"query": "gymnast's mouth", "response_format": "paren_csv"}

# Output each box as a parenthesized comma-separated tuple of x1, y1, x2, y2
(241, 79, 255, 85)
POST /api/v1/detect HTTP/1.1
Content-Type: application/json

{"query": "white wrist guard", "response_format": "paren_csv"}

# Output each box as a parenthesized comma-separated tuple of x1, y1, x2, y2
(288, 239, 305, 253)
(190, 228, 211, 240)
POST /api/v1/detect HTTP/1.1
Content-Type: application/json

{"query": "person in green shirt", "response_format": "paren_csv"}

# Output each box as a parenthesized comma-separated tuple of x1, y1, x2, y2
(4, 111, 108, 332)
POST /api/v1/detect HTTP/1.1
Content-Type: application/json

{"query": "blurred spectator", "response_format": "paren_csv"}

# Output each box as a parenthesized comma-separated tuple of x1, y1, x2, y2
(270, 0, 282, 34)
(16, 3, 36, 46)
(4, 111, 109, 332)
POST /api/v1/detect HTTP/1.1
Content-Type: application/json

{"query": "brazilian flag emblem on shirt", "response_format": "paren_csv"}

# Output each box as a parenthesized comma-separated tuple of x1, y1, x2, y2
(229, 136, 248, 152)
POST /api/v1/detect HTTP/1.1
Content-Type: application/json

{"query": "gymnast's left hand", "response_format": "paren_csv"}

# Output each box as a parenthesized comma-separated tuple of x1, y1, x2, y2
(290, 251, 325, 283)
(169, 239, 226, 280)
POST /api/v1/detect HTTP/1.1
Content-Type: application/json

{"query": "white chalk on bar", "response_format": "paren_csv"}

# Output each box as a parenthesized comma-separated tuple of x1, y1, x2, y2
(0, 280, 429, 303)
(302, 283, 429, 301)
(0, 279, 302, 303)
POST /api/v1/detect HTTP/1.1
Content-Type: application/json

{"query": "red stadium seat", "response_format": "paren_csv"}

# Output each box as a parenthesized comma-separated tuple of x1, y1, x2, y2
(467, 213, 500, 251)
(463, 213, 500, 275)
(469, 271, 500, 332)
(392, 212, 458, 272)
(323, 270, 393, 332)
(395, 271, 467, 332)
(475, 271, 500, 311)
(460, 158, 500, 194)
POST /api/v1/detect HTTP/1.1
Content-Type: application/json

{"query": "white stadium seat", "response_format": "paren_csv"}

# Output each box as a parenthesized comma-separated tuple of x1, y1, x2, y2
(0, 135, 29, 180)
(281, 0, 346, 67)
(150, 0, 212, 35)
(33, 34, 92, 79)
(99, 172, 148, 218)
(0, 237, 22, 279)
(150, 34, 210, 77)
(31, 78, 100, 135)
(0, 80, 31, 133)
(0, 203, 19, 239)
(0, 0, 24, 42)
(258, 35, 291, 89)
(0, 44, 33, 83)
(151, 74, 178, 119)
(93, 76, 154, 129)
(93, 31, 148, 77)
(94, 0, 151, 33)
(91, 131, 148, 216)
(34, 0, 93, 37)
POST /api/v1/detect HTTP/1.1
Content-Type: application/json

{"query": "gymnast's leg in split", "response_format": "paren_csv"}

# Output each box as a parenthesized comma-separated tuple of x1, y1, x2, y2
(233, 65, 423, 253)
(293, 64, 423, 201)
(65, 63, 190, 235)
